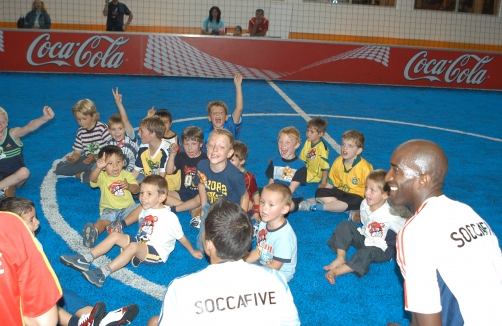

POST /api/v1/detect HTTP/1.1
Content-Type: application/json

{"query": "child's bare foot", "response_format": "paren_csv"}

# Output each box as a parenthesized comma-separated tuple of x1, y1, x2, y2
(323, 257, 345, 271)
(75, 172, 82, 181)
(324, 269, 337, 285)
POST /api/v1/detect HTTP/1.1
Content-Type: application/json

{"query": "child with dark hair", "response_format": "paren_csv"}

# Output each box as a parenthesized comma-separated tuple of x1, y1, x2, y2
(148, 199, 300, 326)
(81, 145, 139, 248)
(60, 175, 202, 288)
(323, 169, 406, 285)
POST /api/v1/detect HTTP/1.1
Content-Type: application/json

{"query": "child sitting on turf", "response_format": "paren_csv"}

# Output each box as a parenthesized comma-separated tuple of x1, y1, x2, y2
(266, 126, 307, 213)
(132, 116, 169, 181)
(0, 106, 55, 198)
(300, 130, 373, 222)
(203, 73, 244, 148)
(244, 183, 298, 282)
(193, 129, 248, 249)
(55, 99, 111, 184)
(230, 140, 261, 223)
(165, 126, 207, 215)
(82, 145, 139, 248)
(146, 108, 180, 150)
(323, 170, 406, 285)
(0, 197, 140, 326)
(60, 175, 203, 288)
(299, 117, 330, 186)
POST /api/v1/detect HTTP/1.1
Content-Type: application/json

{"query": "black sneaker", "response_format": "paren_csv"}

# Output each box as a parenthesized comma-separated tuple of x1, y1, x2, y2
(83, 222, 99, 248)
(82, 268, 107, 288)
(60, 254, 91, 272)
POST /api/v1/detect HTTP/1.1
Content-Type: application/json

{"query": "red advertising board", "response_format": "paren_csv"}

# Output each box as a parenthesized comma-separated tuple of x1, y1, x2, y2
(1, 29, 500, 90)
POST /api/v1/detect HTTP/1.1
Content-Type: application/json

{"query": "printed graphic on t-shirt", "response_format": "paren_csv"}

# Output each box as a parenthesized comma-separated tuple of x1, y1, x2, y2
(306, 148, 316, 160)
(274, 166, 296, 182)
(138, 214, 157, 242)
(257, 228, 274, 265)
(146, 159, 160, 175)
(108, 181, 124, 196)
(86, 142, 101, 155)
(0, 147, 5, 159)
(368, 221, 385, 238)
(184, 166, 197, 190)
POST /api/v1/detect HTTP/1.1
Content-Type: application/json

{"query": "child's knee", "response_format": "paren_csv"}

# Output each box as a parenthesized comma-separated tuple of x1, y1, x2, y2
(17, 167, 30, 181)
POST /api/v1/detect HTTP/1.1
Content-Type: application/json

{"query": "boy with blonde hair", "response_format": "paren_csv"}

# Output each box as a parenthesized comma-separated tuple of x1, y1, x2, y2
(301, 130, 372, 221)
(0, 106, 54, 197)
(60, 175, 202, 288)
(193, 129, 248, 249)
(82, 145, 139, 248)
(230, 140, 260, 222)
(299, 117, 330, 186)
(244, 183, 298, 282)
(323, 170, 406, 285)
(133, 116, 169, 181)
(266, 126, 306, 213)
(203, 73, 244, 147)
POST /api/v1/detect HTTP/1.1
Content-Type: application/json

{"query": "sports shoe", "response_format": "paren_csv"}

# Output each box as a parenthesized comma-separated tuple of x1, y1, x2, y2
(189, 216, 201, 229)
(348, 210, 361, 223)
(78, 302, 106, 326)
(83, 222, 99, 248)
(99, 304, 139, 326)
(106, 221, 123, 235)
(60, 254, 91, 272)
(82, 268, 107, 288)
(298, 198, 317, 211)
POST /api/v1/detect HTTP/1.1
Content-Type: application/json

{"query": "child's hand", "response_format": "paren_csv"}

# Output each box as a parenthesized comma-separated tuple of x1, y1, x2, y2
(191, 250, 203, 259)
(83, 154, 96, 165)
(234, 73, 243, 86)
(112, 87, 122, 105)
(318, 182, 327, 188)
(169, 143, 178, 154)
(66, 152, 80, 163)
(253, 212, 261, 223)
(96, 157, 107, 169)
(42, 106, 55, 121)
(146, 107, 155, 118)
(119, 179, 130, 191)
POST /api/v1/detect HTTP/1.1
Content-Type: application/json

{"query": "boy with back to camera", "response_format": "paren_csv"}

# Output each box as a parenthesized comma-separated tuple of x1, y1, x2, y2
(203, 73, 244, 147)
(299, 117, 330, 186)
(147, 199, 300, 326)
(266, 126, 307, 213)
(81, 145, 139, 248)
(60, 175, 203, 288)
(0, 106, 54, 198)
(165, 126, 208, 216)
(323, 169, 406, 285)
(300, 130, 373, 222)
(244, 183, 298, 282)
(133, 116, 169, 181)
(193, 129, 248, 249)
(230, 140, 261, 223)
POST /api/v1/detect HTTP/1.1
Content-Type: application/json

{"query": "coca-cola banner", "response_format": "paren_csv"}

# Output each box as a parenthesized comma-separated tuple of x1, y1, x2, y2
(1, 30, 501, 90)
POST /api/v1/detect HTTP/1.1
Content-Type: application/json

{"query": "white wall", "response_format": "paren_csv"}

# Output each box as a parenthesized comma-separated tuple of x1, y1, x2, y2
(3, 0, 501, 46)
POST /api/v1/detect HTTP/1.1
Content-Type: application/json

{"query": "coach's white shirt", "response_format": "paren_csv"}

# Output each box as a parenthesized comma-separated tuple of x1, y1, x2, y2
(158, 259, 300, 326)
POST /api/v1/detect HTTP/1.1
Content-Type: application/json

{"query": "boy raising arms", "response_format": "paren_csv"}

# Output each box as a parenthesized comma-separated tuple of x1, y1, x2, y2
(324, 170, 406, 285)
(299, 117, 330, 186)
(229, 140, 260, 222)
(301, 130, 373, 221)
(133, 117, 169, 181)
(0, 106, 54, 197)
(165, 126, 208, 214)
(82, 145, 139, 248)
(60, 175, 202, 287)
(266, 126, 307, 213)
(245, 183, 298, 282)
(203, 73, 244, 147)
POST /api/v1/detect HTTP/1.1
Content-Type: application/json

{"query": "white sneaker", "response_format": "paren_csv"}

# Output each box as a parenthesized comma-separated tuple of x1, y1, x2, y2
(189, 216, 201, 229)
(99, 304, 139, 326)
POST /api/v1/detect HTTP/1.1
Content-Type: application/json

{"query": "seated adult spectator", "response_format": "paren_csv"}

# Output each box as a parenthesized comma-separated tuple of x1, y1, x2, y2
(248, 9, 268, 37)
(201, 6, 225, 35)
(24, 0, 51, 29)
(103, 0, 133, 32)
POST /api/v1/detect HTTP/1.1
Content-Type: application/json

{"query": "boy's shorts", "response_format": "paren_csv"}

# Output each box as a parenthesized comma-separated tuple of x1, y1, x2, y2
(315, 188, 363, 211)
(128, 235, 163, 267)
(59, 287, 91, 315)
(290, 197, 303, 213)
(177, 189, 198, 202)
(99, 204, 139, 222)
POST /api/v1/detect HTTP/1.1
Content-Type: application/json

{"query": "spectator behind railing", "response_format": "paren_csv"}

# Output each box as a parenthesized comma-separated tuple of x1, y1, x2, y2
(201, 6, 225, 36)
(24, 0, 51, 29)
(103, 0, 134, 32)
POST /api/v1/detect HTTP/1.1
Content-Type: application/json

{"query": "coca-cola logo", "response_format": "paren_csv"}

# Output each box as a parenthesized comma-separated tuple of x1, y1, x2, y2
(27, 34, 129, 69)
(404, 51, 493, 85)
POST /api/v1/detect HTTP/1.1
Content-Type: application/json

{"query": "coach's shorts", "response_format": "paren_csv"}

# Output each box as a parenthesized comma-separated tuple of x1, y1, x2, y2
(128, 235, 163, 267)
(315, 188, 363, 211)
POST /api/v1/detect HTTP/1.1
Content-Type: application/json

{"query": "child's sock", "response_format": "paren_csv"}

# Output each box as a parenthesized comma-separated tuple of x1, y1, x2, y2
(83, 252, 95, 263)
(100, 265, 112, 277)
